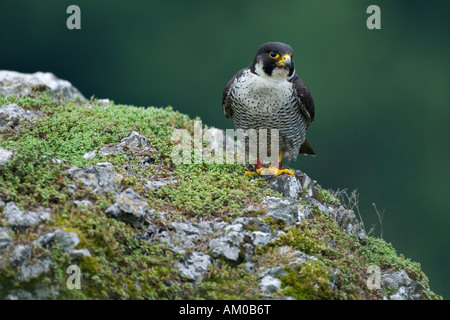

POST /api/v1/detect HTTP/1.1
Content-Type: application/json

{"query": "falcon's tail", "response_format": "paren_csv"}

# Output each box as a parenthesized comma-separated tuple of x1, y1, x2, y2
(299, 139, 315, 156)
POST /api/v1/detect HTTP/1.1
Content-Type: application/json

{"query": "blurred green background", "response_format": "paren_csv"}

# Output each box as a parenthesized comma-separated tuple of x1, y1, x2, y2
(1, 0, 448, 298)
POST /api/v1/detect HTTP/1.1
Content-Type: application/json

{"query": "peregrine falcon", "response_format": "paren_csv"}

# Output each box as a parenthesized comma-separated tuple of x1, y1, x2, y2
(222, 42, 315, 177)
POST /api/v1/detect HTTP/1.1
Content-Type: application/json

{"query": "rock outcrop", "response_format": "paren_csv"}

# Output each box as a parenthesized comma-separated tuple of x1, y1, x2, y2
(0, 71, 441, 300)
(0, 71, 85, 100)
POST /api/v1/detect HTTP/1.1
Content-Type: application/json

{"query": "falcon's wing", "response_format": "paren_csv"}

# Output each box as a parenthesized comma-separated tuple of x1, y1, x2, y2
(291, 74, 315, 125)
(291, 74, 316, 156)
(222, 68, 246, 119)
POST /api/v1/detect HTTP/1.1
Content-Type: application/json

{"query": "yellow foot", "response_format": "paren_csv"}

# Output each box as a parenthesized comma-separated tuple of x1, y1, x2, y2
(256, 166, 295, 177)
(245, 171, 256, 176)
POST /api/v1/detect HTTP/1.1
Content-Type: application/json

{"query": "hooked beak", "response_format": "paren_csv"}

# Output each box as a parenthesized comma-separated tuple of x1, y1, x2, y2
(277, 54, 292, 68)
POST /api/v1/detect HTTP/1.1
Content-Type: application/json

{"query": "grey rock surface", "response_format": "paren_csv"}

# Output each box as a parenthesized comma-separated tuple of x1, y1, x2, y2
(264, 174, 301, 199)
(209, 231, 244, 263)
(0, 103, 42, 132)
(72, 200, 93, 209)
(334, 207, 366, 239)
(263, 169, 366, 238)
(0, 70, 85, 99)
(262, 196, 298, 225)
(33, 229, 80, 252)
(144, 179, 177, 191)
(97, 131, 152, 158)
(297, 204, 314, 220)
(264, 170, 318, 198)
(98, 146, 122, 157)
(158, 221, 218, 254)
(259, 266, 287, 279)
(105, 187, 149, 227)
(382, 270, 423, 300)
(5, 228, 90, 286)
(251, 231, 272, 248)
(0, 228, 13, 251)
(18, 257, 52, 281)
(119, 131, 150, 150)
(259, 275, 282, 294)
(0, 147, 14, 167)
(67, 162, 123, 195)
(3, 284, 57, 300)
(69, 248, 91, 259)
(10, 244, 32, 268)
(82, 150, 97, 160)
(3, 202, 51, 228)
(178, 252, 211, 282)
(5, 290, 34, 300)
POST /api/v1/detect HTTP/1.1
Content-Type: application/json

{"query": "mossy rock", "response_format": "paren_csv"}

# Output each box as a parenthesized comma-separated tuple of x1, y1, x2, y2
(0, 91, 442, 300)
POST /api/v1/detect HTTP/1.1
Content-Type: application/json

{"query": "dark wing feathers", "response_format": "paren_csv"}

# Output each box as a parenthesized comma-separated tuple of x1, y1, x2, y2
(299, 139, 315, 156)
(222, 68, 246, 119)
(290, 74, 315, 124)
(291, 74, 316, 156)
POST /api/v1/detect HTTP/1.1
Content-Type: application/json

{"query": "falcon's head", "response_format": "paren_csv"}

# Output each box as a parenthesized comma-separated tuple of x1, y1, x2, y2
(250, 42, 295, 80)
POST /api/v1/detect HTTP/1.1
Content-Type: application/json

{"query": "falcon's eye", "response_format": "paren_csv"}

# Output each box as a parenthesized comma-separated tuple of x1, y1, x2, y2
(269, 51, 280, 59)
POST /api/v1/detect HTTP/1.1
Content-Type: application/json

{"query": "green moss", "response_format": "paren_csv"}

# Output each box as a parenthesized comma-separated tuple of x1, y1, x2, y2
(247, 209, 267, 217)
(52, 202, 185, 299)
(0, 91, 58, 112)
(0, 93, 195, 299)
(61, 227, 89, 249)
(359, 236, 434, 293)
(316, 186, 340, 205)
(0, 92, 193, 168)
(281, 260, 334, 300)
(48, 243, 78, 296)
(278, 229, 322, 256)
(243, 224, 259, 232)
(0, 92, 441, 300)
(265, 209, 443, 299)
(192, 264, 261, 299)
(148, 164, 271, 218)
(0, 142, 68, 207)
(361, 237, 418, 271)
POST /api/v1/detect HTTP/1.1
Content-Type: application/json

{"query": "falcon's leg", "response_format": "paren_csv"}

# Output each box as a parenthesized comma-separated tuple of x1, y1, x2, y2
(273, 160, 283, 170)
(256, 152, 295, 177)
(245, 158, 265, 176)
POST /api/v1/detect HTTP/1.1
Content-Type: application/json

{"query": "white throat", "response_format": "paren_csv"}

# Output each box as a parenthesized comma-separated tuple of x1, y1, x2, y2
(254, 60, 294, 82)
